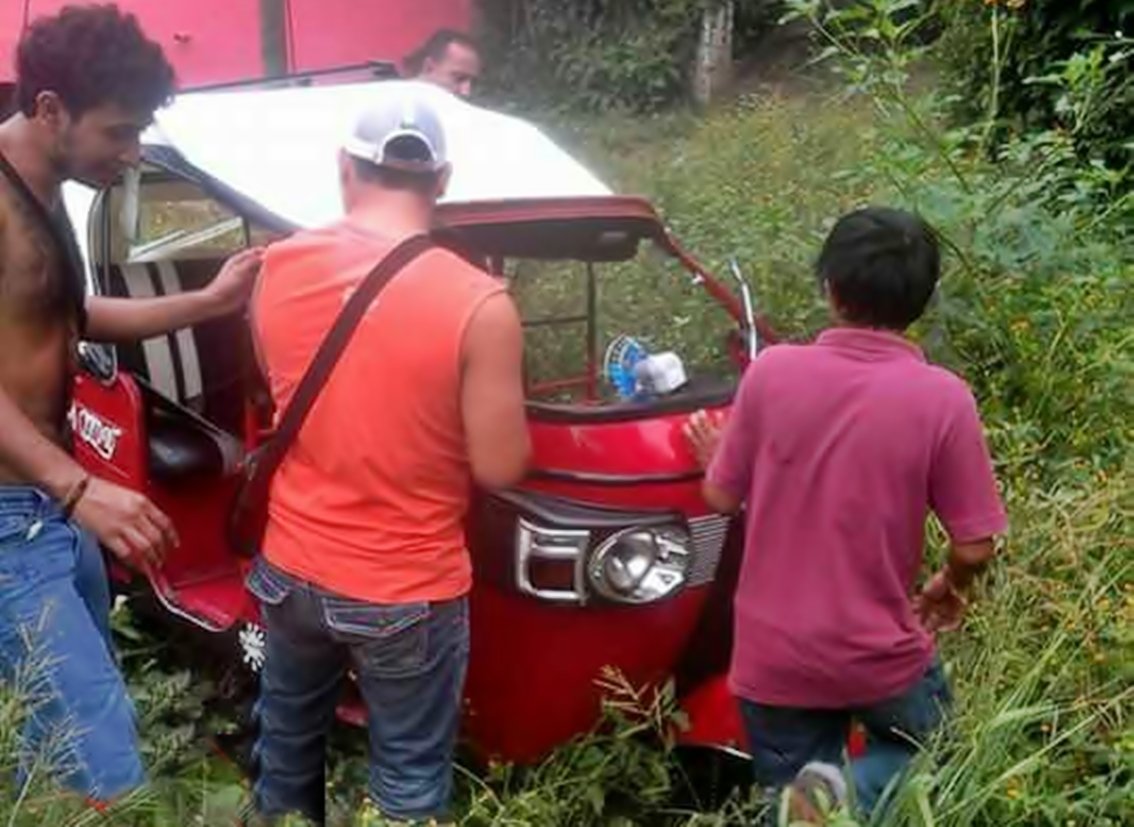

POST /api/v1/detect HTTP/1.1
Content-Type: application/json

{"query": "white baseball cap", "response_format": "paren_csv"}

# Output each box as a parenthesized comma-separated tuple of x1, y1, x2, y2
(342, 85, 447, 173)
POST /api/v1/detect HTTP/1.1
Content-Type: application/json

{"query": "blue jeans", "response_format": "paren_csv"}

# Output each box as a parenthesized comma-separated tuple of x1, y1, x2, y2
(741, 657, 952, 816)
(0, 486, 144, 803)
(247, 558, 470, 825)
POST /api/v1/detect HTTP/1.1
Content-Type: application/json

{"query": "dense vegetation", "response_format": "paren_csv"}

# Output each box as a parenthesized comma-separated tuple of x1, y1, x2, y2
(0, 1, 1130, 825)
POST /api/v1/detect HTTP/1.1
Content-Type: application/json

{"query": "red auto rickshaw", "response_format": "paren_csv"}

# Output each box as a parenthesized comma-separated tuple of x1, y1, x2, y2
(63, 72, 854, 769)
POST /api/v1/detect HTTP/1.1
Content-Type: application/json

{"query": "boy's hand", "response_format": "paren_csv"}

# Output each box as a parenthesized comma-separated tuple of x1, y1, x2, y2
(684, 409, 726, 470)
(916, 568, 968, 633)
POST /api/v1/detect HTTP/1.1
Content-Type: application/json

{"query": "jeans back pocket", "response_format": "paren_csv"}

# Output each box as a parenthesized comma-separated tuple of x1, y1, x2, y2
(245, 558, 297, 607)
(323, 598, 430, 679)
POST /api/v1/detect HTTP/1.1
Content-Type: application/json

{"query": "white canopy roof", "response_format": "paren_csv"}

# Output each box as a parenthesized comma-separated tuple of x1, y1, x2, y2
(150, 79, 613, 226)
(64, 79, 613, 277)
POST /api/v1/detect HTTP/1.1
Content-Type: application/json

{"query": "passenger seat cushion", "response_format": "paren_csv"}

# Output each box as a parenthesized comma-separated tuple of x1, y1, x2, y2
(141, 385, 244, 482)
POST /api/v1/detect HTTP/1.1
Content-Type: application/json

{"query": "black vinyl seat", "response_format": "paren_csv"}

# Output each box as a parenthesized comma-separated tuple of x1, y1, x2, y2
(102, 259, 250, 481)
(139, 380, 243, 482)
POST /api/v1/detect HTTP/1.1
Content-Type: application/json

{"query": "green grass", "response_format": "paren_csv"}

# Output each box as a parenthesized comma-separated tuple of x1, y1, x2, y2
(1, 74, 1131, 826)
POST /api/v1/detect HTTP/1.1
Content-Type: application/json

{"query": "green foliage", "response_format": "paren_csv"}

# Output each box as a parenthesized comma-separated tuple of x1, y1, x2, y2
(477, 0, 702, 112)
(783, 0, 1133, 483)
(2, 2, 1131, 823)
(0, 603, 249, 825)
(935, 0, 1133, 180)
(478, 0, 789, 112)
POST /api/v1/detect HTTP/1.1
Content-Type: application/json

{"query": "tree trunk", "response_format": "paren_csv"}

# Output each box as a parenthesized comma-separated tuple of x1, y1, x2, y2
(692, 0, 734, 107)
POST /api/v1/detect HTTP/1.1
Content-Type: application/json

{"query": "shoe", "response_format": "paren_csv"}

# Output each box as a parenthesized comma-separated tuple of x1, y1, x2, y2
(782, 762, 849, 825)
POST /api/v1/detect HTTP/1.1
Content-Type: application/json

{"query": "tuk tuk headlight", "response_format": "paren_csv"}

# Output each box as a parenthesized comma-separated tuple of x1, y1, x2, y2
(587, 526, 690, 604)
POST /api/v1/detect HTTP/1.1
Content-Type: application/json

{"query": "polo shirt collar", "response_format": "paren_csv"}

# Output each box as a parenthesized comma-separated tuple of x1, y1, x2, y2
(816, 327, 926, 362)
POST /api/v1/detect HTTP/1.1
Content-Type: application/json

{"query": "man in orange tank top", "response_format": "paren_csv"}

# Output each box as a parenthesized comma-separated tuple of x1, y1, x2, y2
(246, 88, 530, 825)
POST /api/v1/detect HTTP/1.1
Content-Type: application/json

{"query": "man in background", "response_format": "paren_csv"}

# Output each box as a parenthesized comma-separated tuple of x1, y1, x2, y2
(403, 29, 482, 99)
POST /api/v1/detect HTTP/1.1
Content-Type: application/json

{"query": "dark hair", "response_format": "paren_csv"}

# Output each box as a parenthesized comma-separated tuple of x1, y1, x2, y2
(16, 4, 175, 118)
(403, 29, 480, 76)
(817, 206, 941, 331)
(0, 83, 15, 120)
(350, 157, 442, 196)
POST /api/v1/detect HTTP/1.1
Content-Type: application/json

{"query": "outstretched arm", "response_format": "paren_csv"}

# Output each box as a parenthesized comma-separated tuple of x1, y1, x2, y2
(85, 248, 263, 342)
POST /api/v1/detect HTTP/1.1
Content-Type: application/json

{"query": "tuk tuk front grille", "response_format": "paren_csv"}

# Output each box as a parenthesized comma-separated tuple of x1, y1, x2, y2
(687, 514, 731, 586)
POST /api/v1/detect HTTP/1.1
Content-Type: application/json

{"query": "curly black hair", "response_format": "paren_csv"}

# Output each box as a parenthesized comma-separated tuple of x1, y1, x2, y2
(16, 4, 176, 118)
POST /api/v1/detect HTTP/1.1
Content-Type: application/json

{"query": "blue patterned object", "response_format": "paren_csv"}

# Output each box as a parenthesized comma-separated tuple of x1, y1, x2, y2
(603, 335, 650, 400)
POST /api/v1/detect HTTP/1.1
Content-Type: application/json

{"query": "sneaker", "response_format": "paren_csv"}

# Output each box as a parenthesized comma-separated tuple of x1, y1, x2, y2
(782, 762, 849, 825)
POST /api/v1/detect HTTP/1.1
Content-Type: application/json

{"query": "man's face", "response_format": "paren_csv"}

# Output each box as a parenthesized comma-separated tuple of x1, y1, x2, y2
(420, 42, 482, 99)
(39, 94, 150, 187)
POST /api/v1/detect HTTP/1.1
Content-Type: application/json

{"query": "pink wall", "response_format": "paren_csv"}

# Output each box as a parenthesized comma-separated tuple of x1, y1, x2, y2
(1, 0, 473, 86)
(0, 2, 27, 82)
(19, 0, 263, 86)
(288, 0, 472, 72)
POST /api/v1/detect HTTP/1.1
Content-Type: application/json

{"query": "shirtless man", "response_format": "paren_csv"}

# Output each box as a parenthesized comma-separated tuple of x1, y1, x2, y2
(0, 6, 261, 805)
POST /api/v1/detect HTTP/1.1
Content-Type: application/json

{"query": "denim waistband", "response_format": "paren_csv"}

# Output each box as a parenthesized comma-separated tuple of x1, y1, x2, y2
(0, 486, 53, 516)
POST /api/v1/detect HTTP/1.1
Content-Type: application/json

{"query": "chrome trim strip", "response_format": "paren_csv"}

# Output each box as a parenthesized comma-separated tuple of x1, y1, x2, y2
(150, 579, 228, 633)
(687, 514, 730, 586)
(528, 467, 703, 486)
(515, 518, 590, 603)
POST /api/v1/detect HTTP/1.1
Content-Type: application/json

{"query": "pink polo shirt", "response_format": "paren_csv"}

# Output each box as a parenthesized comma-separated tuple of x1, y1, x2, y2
(708, 328, 1007, 708)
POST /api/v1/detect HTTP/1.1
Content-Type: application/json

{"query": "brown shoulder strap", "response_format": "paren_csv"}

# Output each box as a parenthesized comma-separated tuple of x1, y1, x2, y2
(248, 233, 434, 481)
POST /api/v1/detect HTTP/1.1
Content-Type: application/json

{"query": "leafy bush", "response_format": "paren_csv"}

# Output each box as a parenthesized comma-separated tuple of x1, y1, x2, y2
(477, 0, 702, 112)
(478, 0, 789, 112)
(936, 0, 1133, 179)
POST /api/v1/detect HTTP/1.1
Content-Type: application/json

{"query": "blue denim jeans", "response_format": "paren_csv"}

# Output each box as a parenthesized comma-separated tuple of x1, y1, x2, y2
(741, 657, 952, 817)
(0, 486, 144, 803)
(246, 558, 470, 825)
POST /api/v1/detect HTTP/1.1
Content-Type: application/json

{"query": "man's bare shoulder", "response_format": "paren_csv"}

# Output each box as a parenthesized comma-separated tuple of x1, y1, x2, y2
(462, 290, 521, 360)
(420, 246, 499, 282)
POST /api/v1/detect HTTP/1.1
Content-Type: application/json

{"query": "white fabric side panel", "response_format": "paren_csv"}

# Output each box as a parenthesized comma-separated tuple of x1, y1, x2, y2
(155, 260, 203, 402)
(121, 264, 179, 401)
(61, 183, 97, 294)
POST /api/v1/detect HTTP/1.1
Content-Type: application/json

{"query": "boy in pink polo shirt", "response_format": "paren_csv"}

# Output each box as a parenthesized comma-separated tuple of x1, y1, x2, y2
(688, 207, 1007, 821)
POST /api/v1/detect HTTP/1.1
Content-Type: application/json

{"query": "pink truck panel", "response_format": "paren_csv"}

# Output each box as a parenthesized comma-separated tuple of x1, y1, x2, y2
(0, 0, 472, 86)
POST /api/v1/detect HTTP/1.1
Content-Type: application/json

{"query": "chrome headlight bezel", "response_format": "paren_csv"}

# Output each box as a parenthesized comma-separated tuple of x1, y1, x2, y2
(586, 525, 691, 605)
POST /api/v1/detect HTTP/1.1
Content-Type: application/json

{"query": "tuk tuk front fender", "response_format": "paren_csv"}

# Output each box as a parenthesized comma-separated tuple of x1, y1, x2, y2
(675, 673, 749, 757)
(675, 674, 869, 760)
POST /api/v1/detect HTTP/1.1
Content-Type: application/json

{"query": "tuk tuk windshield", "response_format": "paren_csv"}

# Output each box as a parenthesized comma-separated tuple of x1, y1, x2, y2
(507, 241, 739, 412)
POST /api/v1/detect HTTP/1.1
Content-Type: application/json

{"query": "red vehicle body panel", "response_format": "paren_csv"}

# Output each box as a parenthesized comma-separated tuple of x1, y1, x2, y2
(66, 185, 793, 766)
(0, 0, 472, 87)
(463, 411, 728, 761)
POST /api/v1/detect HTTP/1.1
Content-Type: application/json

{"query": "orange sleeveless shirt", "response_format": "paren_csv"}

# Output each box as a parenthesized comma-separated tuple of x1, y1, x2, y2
(251, 221, 504, 604)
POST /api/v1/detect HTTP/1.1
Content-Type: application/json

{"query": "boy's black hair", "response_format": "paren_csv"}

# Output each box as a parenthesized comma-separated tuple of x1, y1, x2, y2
(403, 29, 480, 76)
(817, 206, 941, 331)
(16, 4, 175, 118)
